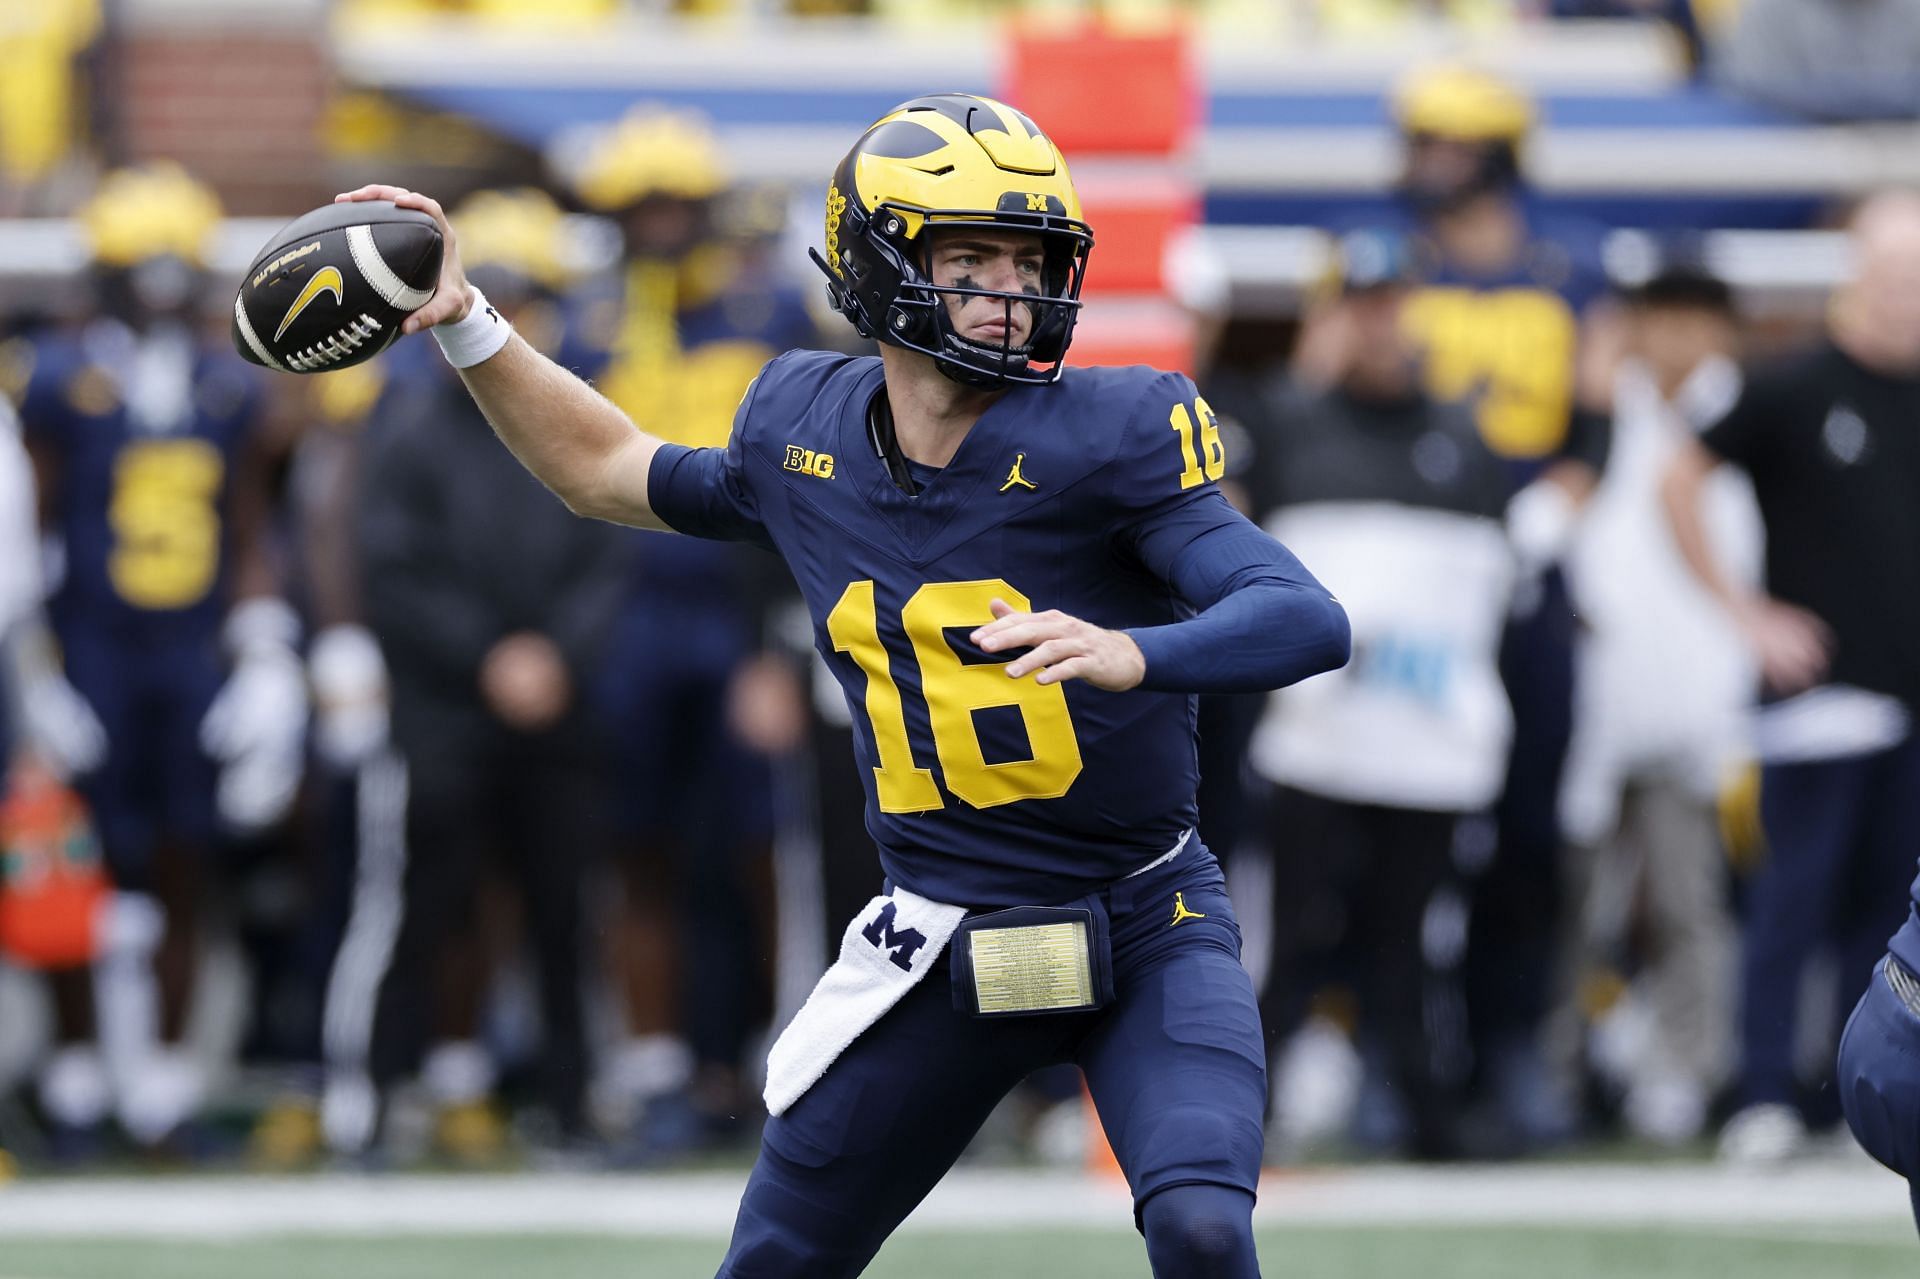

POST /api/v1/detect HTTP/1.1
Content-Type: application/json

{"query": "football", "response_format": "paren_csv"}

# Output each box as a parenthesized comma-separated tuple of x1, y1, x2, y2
(231, 199, 442, 374)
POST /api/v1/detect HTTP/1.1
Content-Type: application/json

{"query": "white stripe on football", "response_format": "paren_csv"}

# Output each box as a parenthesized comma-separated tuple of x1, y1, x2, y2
(232, 200, 442, 374)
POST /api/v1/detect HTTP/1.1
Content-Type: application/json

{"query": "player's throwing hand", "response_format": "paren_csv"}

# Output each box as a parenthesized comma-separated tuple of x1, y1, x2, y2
(334, 185, 474, 333)
(972, 599, 1145, 691)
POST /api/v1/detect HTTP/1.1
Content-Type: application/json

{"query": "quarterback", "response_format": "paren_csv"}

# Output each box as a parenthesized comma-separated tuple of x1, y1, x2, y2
(340, 93, 1349, 1277)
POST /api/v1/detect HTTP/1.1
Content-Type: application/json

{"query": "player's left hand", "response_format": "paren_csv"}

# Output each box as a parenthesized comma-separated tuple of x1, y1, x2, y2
(972, 599, 1145, 692)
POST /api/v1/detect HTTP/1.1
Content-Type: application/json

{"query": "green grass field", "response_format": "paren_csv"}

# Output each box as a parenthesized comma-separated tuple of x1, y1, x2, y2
(0, 1224, 1915, 1279)
(1, 1163, 1912, 1278)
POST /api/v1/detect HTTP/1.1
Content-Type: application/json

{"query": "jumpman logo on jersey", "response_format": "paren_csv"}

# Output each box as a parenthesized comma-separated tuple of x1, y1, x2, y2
(999, 453, 1037, 492)
(1169, 892, 1207, 927)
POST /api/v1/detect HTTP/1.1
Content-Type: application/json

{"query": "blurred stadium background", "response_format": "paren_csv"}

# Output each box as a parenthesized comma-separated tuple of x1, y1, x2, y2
(3, 0, 1920, 1275)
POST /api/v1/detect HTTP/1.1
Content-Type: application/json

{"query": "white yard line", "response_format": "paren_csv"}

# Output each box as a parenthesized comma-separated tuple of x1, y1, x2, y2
(0, 1163, 1909, 1239)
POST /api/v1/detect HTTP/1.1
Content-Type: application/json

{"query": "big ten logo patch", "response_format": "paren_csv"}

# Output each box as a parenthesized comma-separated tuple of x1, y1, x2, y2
(783, 444, 835, 479)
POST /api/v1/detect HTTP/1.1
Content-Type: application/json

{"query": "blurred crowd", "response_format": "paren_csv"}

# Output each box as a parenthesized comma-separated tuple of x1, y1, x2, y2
(327, 0, 1727, 46)
(323, 0, 1920, 120)
(4, 15, 1920, 1181)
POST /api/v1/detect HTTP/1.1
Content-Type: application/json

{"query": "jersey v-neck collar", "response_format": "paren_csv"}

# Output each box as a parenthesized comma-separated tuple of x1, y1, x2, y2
(839, 361, 1026, 563)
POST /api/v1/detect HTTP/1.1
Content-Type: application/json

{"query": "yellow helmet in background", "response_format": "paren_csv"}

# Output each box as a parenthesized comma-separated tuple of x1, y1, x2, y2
(451, 187, 571, 290)
(79, 162, 223, 268)
(1392, 64, 1534, 144)
(568, 106, 726, 212)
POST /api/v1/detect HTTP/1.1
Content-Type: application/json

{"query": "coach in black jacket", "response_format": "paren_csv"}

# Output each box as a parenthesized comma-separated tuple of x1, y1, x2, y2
(353, 350, 627, 1150)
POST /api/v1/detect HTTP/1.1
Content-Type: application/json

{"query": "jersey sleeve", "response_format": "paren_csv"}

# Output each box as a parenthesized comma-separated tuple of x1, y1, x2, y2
(644, 370, 774, 550)
(1105, 370, 1349, 691)
(1105, 370, 1228, 533)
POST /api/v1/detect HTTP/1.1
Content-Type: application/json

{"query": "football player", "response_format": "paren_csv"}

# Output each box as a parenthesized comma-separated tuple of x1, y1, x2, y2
(19, 163, 306, 1151)
(1, 378, 103, 784)
(339, 93, 1350, 1276)
(556, 106, 817, 1155)
(1376, 66, 1615, 1143)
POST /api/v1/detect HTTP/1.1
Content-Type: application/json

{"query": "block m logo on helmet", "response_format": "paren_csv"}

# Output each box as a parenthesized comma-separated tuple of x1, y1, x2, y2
(807, 92, 1094, 391)
(862, 901, 928, 973)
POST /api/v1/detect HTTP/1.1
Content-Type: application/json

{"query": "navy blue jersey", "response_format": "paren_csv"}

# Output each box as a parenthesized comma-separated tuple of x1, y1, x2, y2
(1365, 206, 1611, 479)
(650, 351, 1257, 907)
(21, 327, 264, 643)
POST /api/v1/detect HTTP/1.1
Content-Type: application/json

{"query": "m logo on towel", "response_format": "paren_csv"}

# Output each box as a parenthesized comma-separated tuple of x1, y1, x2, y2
(862, 901, 928, 972)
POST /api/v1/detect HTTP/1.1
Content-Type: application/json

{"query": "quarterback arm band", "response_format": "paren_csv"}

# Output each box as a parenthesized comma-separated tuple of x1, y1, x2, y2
(432, 287, 512, 369)
(1125, 503, 1350, 694)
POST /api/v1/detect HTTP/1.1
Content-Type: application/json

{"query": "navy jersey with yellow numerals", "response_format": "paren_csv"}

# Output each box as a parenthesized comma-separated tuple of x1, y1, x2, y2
(21, 329, 264, 640)
(649, 351, 1242, 907)
(1392, 209, 1610, 478)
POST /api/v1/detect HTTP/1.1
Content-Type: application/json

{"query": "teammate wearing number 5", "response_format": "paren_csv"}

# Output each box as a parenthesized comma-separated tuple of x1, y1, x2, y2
(18, 164, 307, 1155)
(341, 93, 1348, 1277)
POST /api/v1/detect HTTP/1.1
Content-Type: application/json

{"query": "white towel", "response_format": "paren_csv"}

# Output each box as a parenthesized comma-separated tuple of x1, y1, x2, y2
(764, 888, 967, 1117)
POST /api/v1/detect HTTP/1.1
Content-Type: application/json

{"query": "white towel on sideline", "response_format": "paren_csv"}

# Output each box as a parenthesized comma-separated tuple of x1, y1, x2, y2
(764, 888, 967, 1117)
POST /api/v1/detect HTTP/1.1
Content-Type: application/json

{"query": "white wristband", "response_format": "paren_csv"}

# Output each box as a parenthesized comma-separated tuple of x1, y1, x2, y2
(432, 287, 512, 369)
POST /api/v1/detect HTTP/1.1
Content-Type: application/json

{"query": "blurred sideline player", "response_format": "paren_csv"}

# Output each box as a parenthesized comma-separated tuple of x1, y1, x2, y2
(0, 376, 110, 1154)
(1549, 266, 1753, 1146)
(556, 106, 815, 1154)
(17, 164, 307, 1153)
(1, 362, 104, 798)
(3, 349, 98, 1164)
(323, 188, 626, 1162)
(1666, 192, 1920, 1165)
(247, 355, 396, 1168)
(339, 90, 1349, 1277)
(1368, 65, 1614, 1145)
(1245, 231, 1512, 1160)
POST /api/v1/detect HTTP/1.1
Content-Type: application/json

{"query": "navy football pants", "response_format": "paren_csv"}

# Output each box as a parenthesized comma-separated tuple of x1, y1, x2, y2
(59, 629, 223, 884)
(1741, 738, 1920, 1110)
(717, 844, 1266, 1278)
(598, 600, 773, 1071)
(1837, 957, 1920, 1235)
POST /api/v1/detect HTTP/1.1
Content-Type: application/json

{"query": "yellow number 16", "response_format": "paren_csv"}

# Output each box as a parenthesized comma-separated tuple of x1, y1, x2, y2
(1170, 398, 1225, 490)
(827, 577, 1085, 813)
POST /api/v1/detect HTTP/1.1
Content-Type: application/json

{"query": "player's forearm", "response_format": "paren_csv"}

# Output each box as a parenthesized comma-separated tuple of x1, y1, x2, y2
(1128, 573, 1349, 694)
(457, 333, 669, 531)
(1126, 497, 1350, 692)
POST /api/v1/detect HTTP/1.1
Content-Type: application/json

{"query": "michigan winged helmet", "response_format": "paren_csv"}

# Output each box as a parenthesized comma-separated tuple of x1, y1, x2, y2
(812, 93, 1093, 389)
